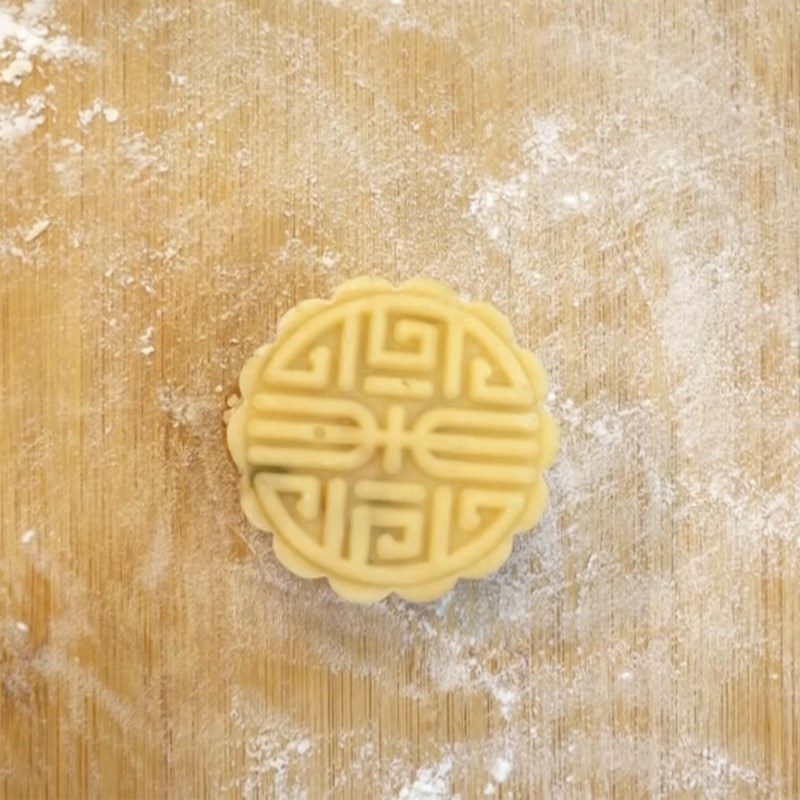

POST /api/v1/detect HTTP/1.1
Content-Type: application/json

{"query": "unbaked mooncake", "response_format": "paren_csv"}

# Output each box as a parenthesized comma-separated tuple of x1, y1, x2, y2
(227, 277, 557, 603)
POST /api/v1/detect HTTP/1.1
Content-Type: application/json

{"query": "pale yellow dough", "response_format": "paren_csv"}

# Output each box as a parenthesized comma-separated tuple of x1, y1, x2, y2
(227, 277, 558, 603)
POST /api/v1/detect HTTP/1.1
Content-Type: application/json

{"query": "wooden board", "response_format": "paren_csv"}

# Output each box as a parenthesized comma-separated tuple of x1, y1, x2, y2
(2, 0, 799, 797)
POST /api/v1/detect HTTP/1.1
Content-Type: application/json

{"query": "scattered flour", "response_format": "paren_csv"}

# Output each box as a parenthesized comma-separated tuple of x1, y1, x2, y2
(0, 0, 91, 139)
(0, 93, 45, 144)
(1, 53, 32, 85)
(78, 99, 120, 127)
(229, 700, 316, 800)
(397, 757, 454, 800)
(138, 325, 155, 357)
(488, 756, 512, 785)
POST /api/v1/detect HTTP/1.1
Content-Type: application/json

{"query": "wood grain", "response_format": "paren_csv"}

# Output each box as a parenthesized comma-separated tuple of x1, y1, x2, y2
(1, 0, 799, 797)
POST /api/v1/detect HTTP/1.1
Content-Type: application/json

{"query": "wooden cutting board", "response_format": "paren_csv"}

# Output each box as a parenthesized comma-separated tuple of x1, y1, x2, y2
(2, 0, 799, 797)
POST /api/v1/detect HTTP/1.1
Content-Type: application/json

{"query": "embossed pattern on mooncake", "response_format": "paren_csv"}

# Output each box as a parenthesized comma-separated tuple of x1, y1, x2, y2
(227, 278, 558, 603)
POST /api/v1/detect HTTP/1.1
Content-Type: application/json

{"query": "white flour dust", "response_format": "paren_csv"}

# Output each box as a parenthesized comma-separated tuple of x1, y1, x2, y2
(0, 0, 91, 142)
(0, 92, 45, 144)
(396, 757, 454, 800)
(1, 0, 798, 798)
(229, 700, 315, 800)
(77, 98, 120, 127)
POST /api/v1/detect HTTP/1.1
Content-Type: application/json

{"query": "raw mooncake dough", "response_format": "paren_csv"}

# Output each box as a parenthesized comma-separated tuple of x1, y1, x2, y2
(227, 278, 558, 603)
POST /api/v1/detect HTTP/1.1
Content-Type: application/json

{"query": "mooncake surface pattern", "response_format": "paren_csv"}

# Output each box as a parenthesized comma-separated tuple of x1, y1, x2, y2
(227, 278, 557, 602)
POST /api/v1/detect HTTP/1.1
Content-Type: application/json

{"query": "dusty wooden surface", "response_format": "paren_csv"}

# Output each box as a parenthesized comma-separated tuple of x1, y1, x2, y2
(1, 0, 799, 798)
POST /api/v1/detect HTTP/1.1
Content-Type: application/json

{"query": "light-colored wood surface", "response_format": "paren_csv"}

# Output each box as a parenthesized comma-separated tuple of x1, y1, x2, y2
(1, 1, 799, 798)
